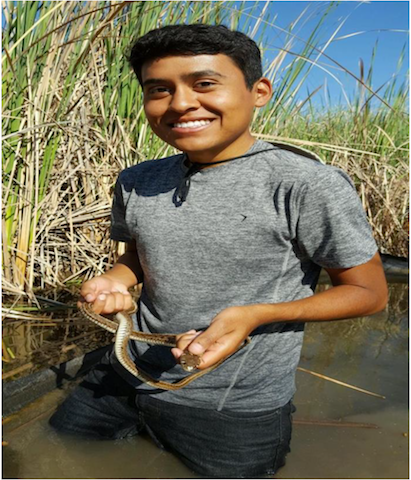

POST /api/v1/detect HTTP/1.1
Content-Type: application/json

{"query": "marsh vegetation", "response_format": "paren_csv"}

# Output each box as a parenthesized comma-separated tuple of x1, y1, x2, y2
(2, 1, 408, 377)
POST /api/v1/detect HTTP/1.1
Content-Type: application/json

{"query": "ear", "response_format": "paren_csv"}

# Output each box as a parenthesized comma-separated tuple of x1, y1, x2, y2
(253, 77, 272, 107)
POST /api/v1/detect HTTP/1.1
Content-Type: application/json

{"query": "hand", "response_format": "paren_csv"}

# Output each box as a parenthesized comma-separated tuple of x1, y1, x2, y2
(78, 275, 134, 314)
(171, 306, 259, 369)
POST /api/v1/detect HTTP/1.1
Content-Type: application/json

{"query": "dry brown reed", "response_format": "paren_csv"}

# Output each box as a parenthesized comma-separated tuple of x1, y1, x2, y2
(3, 2, 408, 302)
(2, 2, 408, 376)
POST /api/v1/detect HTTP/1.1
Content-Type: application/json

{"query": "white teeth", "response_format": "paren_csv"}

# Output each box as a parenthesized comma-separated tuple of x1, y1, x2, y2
(173, 120, 212, 128)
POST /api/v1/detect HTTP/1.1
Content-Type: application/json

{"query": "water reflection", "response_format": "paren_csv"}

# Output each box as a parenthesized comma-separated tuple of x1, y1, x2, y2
(304, 284, 407, 368)
(2, 282, 409, 479)
(2, 305, 112, 380)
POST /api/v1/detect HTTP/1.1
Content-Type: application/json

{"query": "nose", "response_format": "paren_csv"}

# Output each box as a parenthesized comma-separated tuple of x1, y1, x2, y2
(169, 86, 200, 112)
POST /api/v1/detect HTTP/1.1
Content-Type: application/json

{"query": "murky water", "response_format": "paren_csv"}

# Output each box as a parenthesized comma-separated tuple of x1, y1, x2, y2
(3, 282, 408, 479)
(2, 304, 112, 381)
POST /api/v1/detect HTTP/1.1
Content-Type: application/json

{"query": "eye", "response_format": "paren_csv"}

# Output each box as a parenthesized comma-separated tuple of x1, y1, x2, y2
(195, 81, 216, 89)
(147, 86, 170, 96)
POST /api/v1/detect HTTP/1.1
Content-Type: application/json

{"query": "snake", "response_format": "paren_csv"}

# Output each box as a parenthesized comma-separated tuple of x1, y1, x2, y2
(79, 301, 251, 390)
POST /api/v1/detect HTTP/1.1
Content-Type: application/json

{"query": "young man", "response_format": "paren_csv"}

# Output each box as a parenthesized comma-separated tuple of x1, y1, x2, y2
(50, 24, 388, 478)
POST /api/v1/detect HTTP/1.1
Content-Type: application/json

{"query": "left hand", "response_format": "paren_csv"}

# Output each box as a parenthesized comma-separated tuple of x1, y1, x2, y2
(171, 306, 259, 369)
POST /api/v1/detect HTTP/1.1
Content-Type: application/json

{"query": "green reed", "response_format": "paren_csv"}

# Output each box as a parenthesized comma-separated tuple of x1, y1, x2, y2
(2, 1, 408, 295)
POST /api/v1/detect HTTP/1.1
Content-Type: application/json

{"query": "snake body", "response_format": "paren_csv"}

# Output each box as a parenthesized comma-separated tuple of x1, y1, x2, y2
(79, 301, 250, 390)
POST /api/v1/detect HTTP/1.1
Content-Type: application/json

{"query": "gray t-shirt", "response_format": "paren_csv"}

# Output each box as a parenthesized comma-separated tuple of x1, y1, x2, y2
(110, 140, 377, 412)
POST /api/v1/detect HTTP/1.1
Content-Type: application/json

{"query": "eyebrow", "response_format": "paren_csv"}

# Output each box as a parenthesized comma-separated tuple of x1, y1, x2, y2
(142, 70, 227, 87)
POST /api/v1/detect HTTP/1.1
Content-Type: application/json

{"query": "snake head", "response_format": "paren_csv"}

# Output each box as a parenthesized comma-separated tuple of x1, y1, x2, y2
(179, 351, 202, 372)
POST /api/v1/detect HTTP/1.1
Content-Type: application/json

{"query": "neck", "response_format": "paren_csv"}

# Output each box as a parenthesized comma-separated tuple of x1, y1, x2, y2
(185, 135, 256, 168)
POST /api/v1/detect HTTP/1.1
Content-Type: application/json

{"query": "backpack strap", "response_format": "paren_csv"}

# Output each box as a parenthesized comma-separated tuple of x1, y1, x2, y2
(267, 141, 325, 164)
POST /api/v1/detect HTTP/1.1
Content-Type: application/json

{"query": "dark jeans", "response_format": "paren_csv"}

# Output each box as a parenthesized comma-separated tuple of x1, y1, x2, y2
(49, 352, 294, 478)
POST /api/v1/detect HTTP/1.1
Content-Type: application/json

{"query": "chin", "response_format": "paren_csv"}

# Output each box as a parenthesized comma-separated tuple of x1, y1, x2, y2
(172, 138, 219, 154)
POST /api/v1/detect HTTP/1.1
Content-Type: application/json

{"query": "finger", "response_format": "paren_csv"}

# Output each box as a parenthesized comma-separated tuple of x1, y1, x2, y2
(192, 332, 244, 370)
(175, 329, 198, 343)
(95, 292, 130, 314)
(80, 281, 100, 303)
(171, 331, 199, 362)
(111, 286, 131, 296)
(170, 347, 183, 360)
(122, 293, 134, 312)
(78, 289, 132, 315)
(118, 291, 133, 312)
(91, 293, 112, 314)
(110, 291, 131, 313)
(175, 331, 199, 351)
(77, 292, 106, 312)
(185, 322, 228, 356)
(199, 345, 232, 369)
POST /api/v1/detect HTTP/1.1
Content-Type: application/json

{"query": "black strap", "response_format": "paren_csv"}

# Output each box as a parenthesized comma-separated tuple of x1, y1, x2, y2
(176, 147, 279, 205)
(175, 163, 202, 204)
(186, 147, 279, 168)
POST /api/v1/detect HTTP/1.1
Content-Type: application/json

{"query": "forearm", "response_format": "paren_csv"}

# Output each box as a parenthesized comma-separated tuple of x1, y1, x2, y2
(248, 283, 387, 329)
(101, 248, 143, 289)
(249, 253, 388, 328)
(176, 279, 388, 366)
(177, 255, 388, 368)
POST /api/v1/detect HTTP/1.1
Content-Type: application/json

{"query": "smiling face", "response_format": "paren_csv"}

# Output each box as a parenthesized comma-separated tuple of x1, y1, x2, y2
(141, 54, 272, 164)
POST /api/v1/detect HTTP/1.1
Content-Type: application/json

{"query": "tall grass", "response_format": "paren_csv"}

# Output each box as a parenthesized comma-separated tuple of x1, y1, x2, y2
(2, 1, 409, 300)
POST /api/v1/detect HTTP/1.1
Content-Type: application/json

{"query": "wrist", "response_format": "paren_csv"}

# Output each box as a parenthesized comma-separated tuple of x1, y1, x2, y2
(232, 304, 273, 332)
(244, 303, 291, 328)
(103, 264, 138, 289)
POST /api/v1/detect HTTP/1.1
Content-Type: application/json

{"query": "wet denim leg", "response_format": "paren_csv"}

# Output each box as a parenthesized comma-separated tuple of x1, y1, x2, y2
(49, 351, 143, 440)
(138, 395, 294, 478)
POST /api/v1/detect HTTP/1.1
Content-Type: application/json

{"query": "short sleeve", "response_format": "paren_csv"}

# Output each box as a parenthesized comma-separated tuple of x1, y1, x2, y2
(296, 167, 378, 268)
(110, 175, 134, 243)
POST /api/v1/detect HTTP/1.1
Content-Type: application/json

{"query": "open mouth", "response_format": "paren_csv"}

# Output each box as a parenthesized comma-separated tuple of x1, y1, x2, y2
(169, 119, 215, 132)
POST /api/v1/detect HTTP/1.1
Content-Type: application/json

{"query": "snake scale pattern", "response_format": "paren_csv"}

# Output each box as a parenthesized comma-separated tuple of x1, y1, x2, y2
(79, 301, 250, 390)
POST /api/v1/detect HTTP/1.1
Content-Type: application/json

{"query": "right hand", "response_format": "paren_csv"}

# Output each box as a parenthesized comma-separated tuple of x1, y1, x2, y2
(78, 275, 134, 315)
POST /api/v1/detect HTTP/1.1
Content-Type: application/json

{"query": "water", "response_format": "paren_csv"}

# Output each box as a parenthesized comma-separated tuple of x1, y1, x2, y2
(3, 283, 408, 479)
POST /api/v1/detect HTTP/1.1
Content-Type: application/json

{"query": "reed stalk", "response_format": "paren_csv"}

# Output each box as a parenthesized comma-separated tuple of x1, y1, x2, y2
(2, 1, 408, 298)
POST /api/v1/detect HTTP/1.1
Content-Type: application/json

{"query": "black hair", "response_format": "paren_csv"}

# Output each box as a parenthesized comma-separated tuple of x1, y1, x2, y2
(128, 24, 262, 90)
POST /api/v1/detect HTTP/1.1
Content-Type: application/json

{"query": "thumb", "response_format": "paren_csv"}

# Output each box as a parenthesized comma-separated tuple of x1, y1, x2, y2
(80, 280, 100, 303)
(186, 322, 224, 355)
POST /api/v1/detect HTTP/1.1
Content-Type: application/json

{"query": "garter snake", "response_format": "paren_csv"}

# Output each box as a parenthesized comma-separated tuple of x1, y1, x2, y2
(79, 301, 250, 390)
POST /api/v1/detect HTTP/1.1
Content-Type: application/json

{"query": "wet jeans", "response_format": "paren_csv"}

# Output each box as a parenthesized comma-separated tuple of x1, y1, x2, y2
(49, 352, 294, 478)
